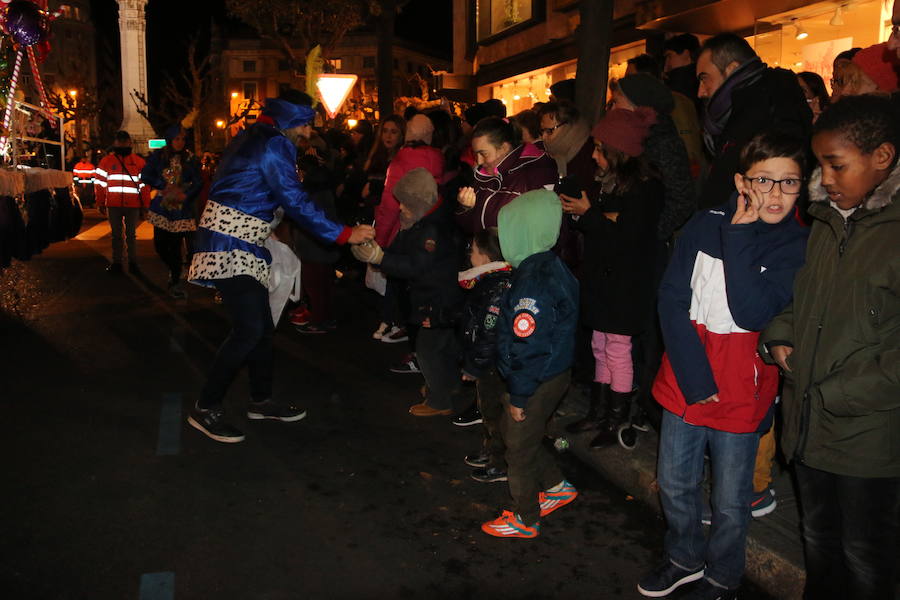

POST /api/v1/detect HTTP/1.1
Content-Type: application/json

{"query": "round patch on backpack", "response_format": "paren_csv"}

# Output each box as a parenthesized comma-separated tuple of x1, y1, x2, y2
(513, 312, 536, 338)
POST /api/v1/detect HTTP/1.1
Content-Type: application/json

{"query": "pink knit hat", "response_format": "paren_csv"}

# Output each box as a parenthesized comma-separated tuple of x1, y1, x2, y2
(591, 107, 657, 157)
(852, 43, 899, 92)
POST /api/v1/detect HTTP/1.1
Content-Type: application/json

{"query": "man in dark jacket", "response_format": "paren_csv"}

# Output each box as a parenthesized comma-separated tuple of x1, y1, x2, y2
(353, 168, 463, 416)
(697, 34, 811, 210)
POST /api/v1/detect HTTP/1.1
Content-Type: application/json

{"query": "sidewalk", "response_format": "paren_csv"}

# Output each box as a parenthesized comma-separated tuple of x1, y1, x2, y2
(547, 392, 806, 600)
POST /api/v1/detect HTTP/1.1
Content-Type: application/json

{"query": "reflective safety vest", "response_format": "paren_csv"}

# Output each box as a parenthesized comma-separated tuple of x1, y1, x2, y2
(73, 160, 96, 185)
(94, 152, 150, 208)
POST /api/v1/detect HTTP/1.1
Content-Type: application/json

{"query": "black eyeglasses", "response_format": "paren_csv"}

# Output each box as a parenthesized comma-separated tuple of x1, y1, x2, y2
(742, 176, 803, 195)
(540, 122, 567, 136)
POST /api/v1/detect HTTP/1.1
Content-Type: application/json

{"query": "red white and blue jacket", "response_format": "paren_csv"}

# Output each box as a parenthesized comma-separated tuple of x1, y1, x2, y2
(652, 196, 808, 433)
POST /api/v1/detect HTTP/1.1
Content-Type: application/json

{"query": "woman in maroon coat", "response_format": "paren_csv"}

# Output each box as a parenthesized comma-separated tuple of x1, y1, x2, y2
(455, 117, 558, 233)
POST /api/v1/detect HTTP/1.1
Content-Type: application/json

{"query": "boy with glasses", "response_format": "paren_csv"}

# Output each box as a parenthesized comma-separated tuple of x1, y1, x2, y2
(638, 131, 810, 599)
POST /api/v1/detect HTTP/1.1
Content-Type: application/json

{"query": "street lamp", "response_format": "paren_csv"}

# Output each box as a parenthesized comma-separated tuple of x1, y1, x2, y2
(68, 88, 81, 157)
(215, 119, 225, 128)
(231, 91, 239, 98)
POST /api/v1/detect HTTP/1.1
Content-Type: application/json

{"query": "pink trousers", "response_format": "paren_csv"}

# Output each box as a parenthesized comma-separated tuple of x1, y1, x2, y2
(591, 331, 633, 393)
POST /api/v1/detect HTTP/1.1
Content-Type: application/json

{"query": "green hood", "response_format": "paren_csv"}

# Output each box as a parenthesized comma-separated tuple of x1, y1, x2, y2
(497, 189, 562, 268)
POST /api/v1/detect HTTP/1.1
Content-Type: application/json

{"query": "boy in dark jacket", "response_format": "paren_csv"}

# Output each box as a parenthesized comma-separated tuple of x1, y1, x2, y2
(480, 189, 580, 539)
(454, 229, 512, 483)
(352, 168, 463, 416)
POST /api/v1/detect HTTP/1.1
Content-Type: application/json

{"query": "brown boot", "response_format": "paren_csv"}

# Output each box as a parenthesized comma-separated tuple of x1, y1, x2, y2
(409, 402, 452, 417)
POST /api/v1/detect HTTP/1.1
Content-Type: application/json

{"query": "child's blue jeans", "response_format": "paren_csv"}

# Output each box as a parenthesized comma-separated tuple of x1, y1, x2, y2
(656, 409, 759, 590)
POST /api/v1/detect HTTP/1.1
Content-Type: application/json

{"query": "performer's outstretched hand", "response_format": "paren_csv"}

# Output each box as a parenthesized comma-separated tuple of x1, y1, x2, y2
(348, 224, 375, 244)
(351, 240, 384, 265)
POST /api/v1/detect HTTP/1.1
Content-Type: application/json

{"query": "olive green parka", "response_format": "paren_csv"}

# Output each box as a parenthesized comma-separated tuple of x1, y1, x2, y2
(761, 162, 900, 478)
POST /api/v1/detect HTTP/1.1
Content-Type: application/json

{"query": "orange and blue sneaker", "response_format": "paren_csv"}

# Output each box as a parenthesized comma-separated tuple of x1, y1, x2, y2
(539, 480, 578, 517)
(481, 510, 540, 539)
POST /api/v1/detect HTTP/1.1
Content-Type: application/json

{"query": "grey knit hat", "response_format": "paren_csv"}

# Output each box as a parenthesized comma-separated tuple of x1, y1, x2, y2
(395, 167, 438, 221)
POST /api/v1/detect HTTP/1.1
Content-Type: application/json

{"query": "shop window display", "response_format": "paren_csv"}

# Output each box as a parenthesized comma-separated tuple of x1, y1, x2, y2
(750, 0, 893, 93)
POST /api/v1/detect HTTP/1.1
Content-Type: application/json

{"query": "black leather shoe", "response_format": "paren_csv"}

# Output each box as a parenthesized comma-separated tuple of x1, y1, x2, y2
(187, 405, 245, 443)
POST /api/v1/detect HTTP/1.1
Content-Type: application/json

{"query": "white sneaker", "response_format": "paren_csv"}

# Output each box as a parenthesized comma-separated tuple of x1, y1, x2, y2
(380, 326, 409, 343)
(372, 322, 389, 340)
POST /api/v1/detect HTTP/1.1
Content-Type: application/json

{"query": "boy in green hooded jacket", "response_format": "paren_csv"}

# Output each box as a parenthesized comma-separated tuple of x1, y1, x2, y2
(481, 189, 581, 539)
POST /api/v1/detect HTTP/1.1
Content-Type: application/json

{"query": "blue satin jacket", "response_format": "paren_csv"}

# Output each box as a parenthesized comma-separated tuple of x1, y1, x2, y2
(189, 98, 350, 287)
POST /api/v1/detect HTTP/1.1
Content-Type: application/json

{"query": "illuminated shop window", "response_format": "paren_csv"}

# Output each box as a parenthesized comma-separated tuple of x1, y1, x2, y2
(477, 0, 535, 39)
(749, 0, 890, 94)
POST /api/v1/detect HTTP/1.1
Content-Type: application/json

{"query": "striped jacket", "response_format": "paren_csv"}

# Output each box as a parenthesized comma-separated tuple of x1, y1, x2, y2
(73, 160, 96, 185)
(94, 152, 150, 208)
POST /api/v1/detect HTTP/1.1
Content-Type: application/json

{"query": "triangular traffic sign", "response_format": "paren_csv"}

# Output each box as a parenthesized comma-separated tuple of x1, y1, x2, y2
(316, 74, 358, 119)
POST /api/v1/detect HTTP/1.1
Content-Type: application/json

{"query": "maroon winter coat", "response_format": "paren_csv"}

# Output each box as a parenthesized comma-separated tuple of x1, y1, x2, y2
(376, 143, 444, 246)
(455, 143, 558, 233)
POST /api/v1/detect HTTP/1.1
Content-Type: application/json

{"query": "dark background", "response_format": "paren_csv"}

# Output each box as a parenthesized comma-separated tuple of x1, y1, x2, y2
(89, 0, 452, 117)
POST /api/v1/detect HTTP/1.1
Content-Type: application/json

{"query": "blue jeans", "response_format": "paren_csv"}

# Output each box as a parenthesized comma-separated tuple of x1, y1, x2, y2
(795, 463, 900, 600)
(657, 409, 760, 589)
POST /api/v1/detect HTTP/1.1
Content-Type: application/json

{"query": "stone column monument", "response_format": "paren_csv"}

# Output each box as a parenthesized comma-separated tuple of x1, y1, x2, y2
(116, 0, 156, 151)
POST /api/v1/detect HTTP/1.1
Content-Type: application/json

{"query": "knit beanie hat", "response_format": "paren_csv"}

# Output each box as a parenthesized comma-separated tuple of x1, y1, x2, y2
(405, 114, 435, 145)
(852, 43, 899, 92)
(591, 107, 658, 157)
(394, 168, 438, 221)
(618, 73, 675, 114)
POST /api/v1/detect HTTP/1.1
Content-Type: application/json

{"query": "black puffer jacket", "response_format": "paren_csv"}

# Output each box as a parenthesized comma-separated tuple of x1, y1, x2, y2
(457, 263, 512, 377)
(645, 114, 695, 240)
(379, 203, 463, 325)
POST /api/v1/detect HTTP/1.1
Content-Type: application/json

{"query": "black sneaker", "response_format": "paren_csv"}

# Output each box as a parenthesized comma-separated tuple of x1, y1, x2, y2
(637, 560, 704, 597)
(464, 452, 489, 468)
(295, 322, 328, 334)
(681, 579, 738, 600)
(470, 466, 508, 483)
(452, 404, 482, 427)
(246, 399, 307, 422)
(389, 353, 420, 374)
(187, 405, 245, 443)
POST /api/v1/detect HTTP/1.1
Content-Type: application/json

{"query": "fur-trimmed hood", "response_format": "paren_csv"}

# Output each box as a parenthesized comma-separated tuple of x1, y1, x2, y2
(808, 161, 900, 212)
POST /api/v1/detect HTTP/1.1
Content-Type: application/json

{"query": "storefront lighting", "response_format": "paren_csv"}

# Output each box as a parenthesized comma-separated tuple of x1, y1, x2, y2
(792, 19, 809, 40)
(347, 118, 358, 128)
(829, 6, 844, 27)
(795, 61, 804, 67)
(513, 94, 521, 100)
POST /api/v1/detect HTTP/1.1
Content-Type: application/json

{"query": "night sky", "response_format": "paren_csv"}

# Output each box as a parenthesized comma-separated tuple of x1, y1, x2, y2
(89, 0, 453, 106)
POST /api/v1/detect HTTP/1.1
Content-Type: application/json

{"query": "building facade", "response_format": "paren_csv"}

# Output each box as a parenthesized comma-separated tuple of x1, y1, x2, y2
(443, 0, 894, 110)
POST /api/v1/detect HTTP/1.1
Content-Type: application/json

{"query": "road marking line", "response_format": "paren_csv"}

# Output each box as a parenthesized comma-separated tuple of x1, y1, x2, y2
(156, 393, 182, 456)
(74, 221, 111, 240)
(74, 220, 154, 240)
(139, 572, 174, 600)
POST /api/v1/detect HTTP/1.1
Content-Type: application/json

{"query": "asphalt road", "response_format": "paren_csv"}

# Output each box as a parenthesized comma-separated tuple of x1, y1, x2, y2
(0, 211, 774, 599)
